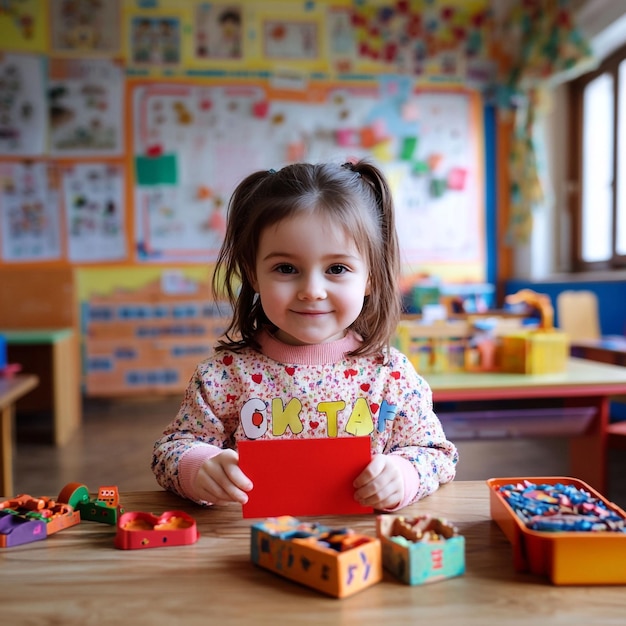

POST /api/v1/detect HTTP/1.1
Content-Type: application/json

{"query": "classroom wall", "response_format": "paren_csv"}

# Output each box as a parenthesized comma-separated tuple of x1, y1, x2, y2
(0, 0, 605, 394)
(506, 5, 626, 334)
(513, 3, 626, 280)
(0, 0, 492, 282)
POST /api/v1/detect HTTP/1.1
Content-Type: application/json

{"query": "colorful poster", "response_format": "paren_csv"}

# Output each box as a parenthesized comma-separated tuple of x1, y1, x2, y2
(50, 0, 122, 56)
(133, 83, 268, 262)
(0, 0, 48, 53)
(62, 163, 126, 262)
(194, 3, 243, 60)
(263, 19, 319, 59)
(48, 58, 124, 156)
(129, 16, 182, 66)
(0, 162, 62, 262)
(0, 53, 47, 156)
(131, 81, 483, 275)
(327, 7, 356, 75)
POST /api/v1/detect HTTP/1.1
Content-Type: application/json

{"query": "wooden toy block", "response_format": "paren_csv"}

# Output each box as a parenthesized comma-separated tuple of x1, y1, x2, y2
(251, 516, 382, 598)
(393, 320, 471, 374)
(376, 514, 465, 585)
(498, 330, 568, 374)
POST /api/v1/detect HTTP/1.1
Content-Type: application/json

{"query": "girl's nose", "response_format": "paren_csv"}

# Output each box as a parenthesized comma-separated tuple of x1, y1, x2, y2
(298, 273, 326, 300)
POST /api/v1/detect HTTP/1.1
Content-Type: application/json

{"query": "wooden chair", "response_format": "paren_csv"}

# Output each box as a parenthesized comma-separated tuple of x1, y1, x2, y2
(556, 289, 601, 341)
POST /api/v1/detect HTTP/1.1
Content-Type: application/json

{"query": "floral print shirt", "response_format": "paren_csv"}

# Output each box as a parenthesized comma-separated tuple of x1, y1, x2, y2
(152, 329, 458, 507)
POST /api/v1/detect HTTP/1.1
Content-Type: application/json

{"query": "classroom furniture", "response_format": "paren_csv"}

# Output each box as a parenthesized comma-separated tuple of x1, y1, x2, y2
(570, 337, 626, 367)
(3, 330, 81, 446)
(0, 374, 39, 498)
(1, 482, 624, 623)
(556, 289, 601, 341)
(569, 337, 626, 450)
(427, 357, 626, 494)
(82, 277, 228, 396)
(0, 267, 81, 445)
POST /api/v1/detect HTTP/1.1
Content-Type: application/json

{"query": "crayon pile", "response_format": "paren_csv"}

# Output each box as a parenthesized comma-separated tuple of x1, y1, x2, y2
(497, 480, 626, 532)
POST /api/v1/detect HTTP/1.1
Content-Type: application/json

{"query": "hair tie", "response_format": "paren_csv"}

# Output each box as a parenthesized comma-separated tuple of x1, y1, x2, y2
(268, 168, 276, 174)
(341, 162, 361, 177)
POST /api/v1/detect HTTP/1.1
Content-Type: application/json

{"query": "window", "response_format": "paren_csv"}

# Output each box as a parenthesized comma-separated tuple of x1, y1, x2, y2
(569, 42, 626, 271)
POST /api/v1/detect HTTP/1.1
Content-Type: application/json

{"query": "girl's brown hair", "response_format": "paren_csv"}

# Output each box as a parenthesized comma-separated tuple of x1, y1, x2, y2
(211, 159, 401, 359)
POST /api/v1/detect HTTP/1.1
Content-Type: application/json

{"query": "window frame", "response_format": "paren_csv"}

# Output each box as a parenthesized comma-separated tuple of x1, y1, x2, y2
(568, 41, 626, 272)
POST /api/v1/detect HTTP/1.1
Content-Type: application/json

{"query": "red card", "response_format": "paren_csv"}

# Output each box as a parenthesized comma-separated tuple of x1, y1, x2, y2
(238, 437, 373, 518)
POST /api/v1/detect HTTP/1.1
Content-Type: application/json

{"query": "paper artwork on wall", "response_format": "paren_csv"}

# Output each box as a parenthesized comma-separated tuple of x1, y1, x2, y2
(48, 58, 124, 156)
(0, 0, 48, 53)
(132, 83, 269, 262)
(194, 3, 243, 60)
(327, 11, 356, 74)
(130, 16, 181, 66)
(0, 53, 47, 156)
(263, 19, 319, 59)
(62, 163, 126, 263)
(130, 80, 482, 271)
(50, 0, 121, 56)
(0, 161, 62, 262)
(392, 91, 481, 263)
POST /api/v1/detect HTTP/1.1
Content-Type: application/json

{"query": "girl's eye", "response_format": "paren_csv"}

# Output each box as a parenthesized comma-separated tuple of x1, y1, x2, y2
(276, 264, 296, 274)
(328, 264, 348, 275)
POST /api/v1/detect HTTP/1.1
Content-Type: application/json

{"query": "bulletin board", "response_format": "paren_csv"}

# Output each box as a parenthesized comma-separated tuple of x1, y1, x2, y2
(130, 78, 484, 277)
(0, 0, 491, 280)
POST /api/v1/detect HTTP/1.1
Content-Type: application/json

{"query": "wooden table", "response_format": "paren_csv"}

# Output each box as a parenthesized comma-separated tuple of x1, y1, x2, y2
(570, 337, 626, 367)
(1, 483, 625, 624)
(0, 374, 39, 497)
(569, 339, 626, 448)
(427, 358, 626, 493)
(3, 329, 81, 445)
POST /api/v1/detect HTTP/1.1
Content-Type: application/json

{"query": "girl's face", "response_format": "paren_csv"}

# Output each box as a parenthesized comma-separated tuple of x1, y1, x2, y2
(253, 211, 370, 346)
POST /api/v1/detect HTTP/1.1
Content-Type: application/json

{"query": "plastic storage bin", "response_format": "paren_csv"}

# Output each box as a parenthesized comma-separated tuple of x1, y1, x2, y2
(487, 476, 626, 585)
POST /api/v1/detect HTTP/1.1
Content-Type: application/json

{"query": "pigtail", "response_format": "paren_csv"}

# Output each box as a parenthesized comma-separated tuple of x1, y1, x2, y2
(212, 169, 274, 351)
(347, 160, 402, 361)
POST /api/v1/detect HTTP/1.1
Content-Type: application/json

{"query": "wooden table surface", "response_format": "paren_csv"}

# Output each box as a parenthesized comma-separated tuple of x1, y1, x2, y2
(1, 481, 625, 624)
(427, 356, 626, 399)
(428, 357, 626, 493)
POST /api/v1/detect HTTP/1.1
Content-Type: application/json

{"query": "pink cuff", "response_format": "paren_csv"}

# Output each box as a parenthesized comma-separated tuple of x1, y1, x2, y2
(384, 454, 420, 512)
(179, 444, 223, 503)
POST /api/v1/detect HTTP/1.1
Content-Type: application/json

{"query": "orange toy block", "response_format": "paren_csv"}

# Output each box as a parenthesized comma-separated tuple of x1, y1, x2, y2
(251, 516, 382, 598)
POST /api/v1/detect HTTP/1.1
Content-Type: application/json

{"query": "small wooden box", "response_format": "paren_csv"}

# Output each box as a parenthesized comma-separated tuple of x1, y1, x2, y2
(251, 516, 382, 598)
(377, 515, 465, 585)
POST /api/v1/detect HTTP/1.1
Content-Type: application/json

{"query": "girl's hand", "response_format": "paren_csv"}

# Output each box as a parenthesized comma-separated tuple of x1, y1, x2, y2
(353, 454, 405, 510)
(194, 449, 253, 505)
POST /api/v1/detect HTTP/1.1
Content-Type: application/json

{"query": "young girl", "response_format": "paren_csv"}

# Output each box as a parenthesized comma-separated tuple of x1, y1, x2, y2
(152, 159, 458, 511)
